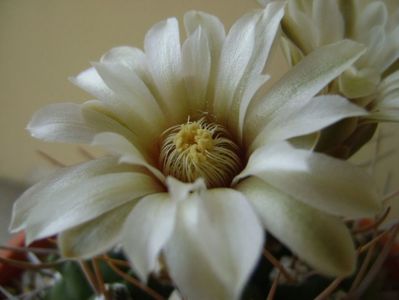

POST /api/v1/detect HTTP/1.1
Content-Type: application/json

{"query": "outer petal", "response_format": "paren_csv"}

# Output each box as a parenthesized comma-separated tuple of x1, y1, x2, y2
(338, 67, 380, 99)
(59, 201, 137, 258)
(282, 1, 318, 54)
(24, 170, 163, 243)
(81, 100, 155, 158)
(27, 103, 96, 143)
(252, 95, 367, 149)
(236, 142, 380, 218)
(71, 67, 157, 142)
(144, 18, 187, 122)
(100, 46, 151, 83)
(10, 157, 124, 232)
(245, 40, 366, 147)
(213, 3, 285, 130)
(312, 0, 344, 45)
(357, 1, 388, 38)
(280, 36, 305, 67)
(182, 27, 211, 116)
(70, 67, 113, 100)
(372, 70, 399, 122)
(92, 62, 166, 132)
(164, 188, 264, 300)
(92, 132, 165, 182)
(237, 177, 356, 277)
(122, 193, 176, 281)
(184, 11, 225, 102)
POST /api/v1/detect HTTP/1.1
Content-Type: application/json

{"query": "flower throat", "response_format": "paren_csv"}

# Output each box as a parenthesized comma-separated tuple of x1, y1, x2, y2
(159, 118, 242, 187)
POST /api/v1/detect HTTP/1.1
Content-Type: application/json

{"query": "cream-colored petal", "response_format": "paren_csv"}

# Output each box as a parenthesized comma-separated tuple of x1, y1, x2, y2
(82, 100, 155, 158)
(379, 27, 399, 71)
(251, 95, 367, 150)
(92, 132, 165, 183)
(378, 69, 399, 97)
(369, 110, 399, 122)
(93, 62, 166, 132)
(356, 1, 388, 38)
(357, 26, 387, 71)
(184, 11, 225, 103)
(24, 170, 163, 244)
(164, 188, 263, 300)
(237, 142, 380, 218)
(144, 18, 188, 122)
(166, 176, 206, 202)
(71, 67, 154, 138)
(237, 177, 356, 277)
(27, 103, 96, 143)
(100, 46, 151, 83)
(229, 2, 285, 139)
(245, 40, 366, 147)
(312, 0, 344, 46)
(280, 36, 305, 67)
(10, 157, 124, 233)
(283, 2, 318, 54)
(378, 90, 399, 108)
(181, 27, 211, 116)
(59, 201, 137, 259)
(122, 193, 176, 281)
(236, 74, 270, 141)
(213, 3, 284, 130)
(338, 66, 380, 98)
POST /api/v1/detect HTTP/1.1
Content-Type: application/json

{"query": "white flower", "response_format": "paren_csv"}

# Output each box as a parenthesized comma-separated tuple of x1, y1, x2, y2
(281, 0, 399, 105)
(10, 2, 380, 299)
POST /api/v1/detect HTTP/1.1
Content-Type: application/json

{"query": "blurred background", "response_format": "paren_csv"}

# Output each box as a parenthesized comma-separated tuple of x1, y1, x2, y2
(0, 0, 398, 243)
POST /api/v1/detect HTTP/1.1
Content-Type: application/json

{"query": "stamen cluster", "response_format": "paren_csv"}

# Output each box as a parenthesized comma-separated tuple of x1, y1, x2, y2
(159, 118, 242, 187)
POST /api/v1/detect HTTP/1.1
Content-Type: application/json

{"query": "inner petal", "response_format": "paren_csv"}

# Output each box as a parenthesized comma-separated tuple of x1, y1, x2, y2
(159, 118, 242, 188)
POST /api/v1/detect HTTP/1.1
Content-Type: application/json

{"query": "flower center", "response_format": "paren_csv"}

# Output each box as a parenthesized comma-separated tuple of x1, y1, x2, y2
(159, 118, 242, 187)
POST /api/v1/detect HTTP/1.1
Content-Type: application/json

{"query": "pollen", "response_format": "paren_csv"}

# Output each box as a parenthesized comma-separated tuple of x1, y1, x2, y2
(159, 118, 242, 187)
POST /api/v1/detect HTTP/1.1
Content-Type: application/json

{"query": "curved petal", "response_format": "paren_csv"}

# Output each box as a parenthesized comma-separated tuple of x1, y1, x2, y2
(58, 201, 137, 258)
(92, 62, 166, 132)
(213, 3, 285, 131)
(144, 18, 187, 122)
(357, 1, 387, 37)
(283, 2, 318, 54)
(24, 170, 163, 244)
(10, 157, 124, 232)
(181, 27, 211, 116)
(71, 67, 157, 139)
(312, 0, 344, 45)
(164, 188, 264, 300)
(280, 36, 305, 67)
(70, 66, 113, 100)
(82, 100, 155, 158)
(166, 177, 206, 202)
(338, 67, 380, 99)
(245, 40, 366, 147)
(27, 103, 96, 143)
(237, 142, 380, 218)
(251, 95, 367, 150)
(184, 11, 225, 103)
(100, 46, 151, 83)
(92, 132, 165, 182)
(237, 177, 356, 277)
(122, 193, 176, 281)
(378, 69, 399, 97)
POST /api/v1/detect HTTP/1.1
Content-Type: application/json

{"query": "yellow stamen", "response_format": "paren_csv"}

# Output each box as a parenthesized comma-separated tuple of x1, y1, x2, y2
(159, 118, 242, 187)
